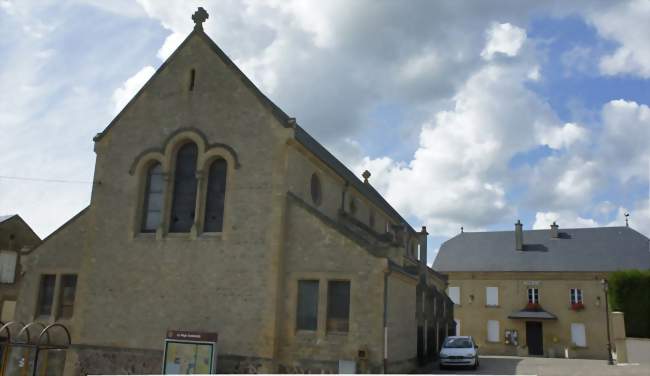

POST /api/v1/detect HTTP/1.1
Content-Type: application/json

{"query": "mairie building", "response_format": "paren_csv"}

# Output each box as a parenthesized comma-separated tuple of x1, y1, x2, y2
(433, 220, 649, 360)
(11, 8, 454, 375)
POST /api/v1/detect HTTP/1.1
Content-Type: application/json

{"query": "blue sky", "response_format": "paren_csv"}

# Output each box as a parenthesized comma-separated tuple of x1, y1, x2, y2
(0, 1, 648, 264)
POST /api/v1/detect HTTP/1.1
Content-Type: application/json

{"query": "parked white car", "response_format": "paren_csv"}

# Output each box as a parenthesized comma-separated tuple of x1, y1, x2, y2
(438, 336, 479, 370)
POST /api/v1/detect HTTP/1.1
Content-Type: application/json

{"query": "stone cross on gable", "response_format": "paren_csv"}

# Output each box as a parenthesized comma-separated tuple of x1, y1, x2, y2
(192, 7, 209, 30)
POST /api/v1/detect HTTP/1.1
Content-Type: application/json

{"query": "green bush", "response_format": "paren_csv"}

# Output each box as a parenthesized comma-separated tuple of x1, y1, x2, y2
(608, 270, 650, 338)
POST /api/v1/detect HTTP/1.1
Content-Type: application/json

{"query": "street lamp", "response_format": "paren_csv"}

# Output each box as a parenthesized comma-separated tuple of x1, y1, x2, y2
(601, 279, 614, 365)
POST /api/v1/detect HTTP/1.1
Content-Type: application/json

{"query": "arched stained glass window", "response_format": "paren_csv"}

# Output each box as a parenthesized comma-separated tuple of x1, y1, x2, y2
(169, 142, 198, 233)
(141, 162, 163, 232)
(204, 158, 227, 232)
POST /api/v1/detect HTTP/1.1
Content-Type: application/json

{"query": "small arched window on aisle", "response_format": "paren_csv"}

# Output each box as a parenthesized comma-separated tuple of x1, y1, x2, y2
(170, 142, 198, 232)
(204, 158, 228, 232)
(141, 162, 164, 232)
(310, 173, 322, 206)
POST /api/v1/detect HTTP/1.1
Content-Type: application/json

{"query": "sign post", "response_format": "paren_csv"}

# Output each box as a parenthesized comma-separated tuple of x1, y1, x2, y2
(162, 330, 218, 374)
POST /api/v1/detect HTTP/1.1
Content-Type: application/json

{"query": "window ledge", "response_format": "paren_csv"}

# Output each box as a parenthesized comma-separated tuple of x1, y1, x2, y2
(134, 232, 156, 239)
(326, 331, 349, 337)
(295, 329, 317, 335)
(485, 305, 500, 308)
(199, 232, 223, 238)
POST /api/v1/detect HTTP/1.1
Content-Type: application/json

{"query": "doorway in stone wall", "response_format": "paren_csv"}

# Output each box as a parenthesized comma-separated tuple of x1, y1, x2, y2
(526, 321, 543, 356)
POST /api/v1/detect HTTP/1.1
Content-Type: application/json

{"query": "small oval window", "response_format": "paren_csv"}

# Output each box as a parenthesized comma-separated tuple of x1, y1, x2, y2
(310, 173, 322, 206)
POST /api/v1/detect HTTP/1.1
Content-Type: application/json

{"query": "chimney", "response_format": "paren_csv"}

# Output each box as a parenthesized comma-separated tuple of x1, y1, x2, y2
(515, 220, 523, 251)
(418, 226, 428, 265)
(550, 221, 559, 238)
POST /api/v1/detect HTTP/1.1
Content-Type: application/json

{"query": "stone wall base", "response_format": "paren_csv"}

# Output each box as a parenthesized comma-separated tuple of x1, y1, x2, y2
(64, 345, 277, 375)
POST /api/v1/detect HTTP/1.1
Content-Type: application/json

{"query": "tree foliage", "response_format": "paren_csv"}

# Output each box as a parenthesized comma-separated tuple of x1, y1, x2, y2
(609, 270, 650, 338)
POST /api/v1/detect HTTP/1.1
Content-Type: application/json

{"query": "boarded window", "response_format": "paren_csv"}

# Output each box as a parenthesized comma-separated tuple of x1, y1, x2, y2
(204, 158, 227, 232)
(59, 274, 77, 319)
(570, 288, 583, 304)
(170, 143, 198, 233)
(0, 250, 18, 283)
(571, 323, 586, 347)
(327, 281, 350, 332)
(487, 320, 500, 342)
(37, 274, 56, 316)
(486, 286, 499, 306)
(296, 280, 319, 330)
(448, 286, 460, 305)
(310, 173, 322, 206)
(141, 162, 164, 232)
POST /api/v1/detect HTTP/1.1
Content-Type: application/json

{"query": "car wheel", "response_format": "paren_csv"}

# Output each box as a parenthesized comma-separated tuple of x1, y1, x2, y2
(439, 363, 445, 370)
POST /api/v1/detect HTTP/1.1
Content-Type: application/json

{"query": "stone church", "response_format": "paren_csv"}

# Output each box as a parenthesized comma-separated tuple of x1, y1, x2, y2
(12, 8, 453, 374)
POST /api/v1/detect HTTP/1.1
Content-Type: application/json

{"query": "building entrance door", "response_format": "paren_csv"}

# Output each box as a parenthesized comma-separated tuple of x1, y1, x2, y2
(526, 321, 543, 356)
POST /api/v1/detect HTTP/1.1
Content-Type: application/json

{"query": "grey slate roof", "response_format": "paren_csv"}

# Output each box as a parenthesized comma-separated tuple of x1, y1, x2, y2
(433, 226, 650, 272)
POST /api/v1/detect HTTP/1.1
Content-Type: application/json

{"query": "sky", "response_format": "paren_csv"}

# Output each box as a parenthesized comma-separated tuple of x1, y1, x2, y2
(0, 0, 648, 263)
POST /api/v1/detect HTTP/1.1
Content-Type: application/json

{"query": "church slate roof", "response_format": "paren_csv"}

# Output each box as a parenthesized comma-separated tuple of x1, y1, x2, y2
(433, 226, 650, 272)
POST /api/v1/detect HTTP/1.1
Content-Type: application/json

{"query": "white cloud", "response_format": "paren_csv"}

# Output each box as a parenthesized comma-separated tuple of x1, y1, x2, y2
(600, 99, 650, 182)
(532, 211, 599, 229)
(111, 66, 155, 114)
(157, 32, 185, 61)
(533, 198, 650, 236)
(481, 22, 527, 60)
(585, 0, 650, 78)
(538, 122, 587, 150)
(356, 55, 558, 236)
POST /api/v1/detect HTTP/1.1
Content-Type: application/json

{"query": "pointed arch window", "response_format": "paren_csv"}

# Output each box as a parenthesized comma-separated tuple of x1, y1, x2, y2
(170, 142, 198, 233)
(141, 162, 164, 232)
(204, 158, 227, 232)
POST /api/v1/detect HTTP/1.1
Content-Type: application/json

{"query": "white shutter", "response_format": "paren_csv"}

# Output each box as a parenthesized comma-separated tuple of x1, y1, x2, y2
(487, 320, 500, 342)
(571, 323, 586, 347)
(486, 287, 499, 306)
(0, 251, 17, 283)
(454, 319, 461, 336)
(448, 286, 460, 305)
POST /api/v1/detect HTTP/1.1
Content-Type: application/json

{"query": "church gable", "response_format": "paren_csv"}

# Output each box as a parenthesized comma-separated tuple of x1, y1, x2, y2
(93, 22, 291, 149)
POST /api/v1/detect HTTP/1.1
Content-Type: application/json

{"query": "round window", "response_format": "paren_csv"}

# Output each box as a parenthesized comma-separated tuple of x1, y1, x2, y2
(310, 173, 322, 206)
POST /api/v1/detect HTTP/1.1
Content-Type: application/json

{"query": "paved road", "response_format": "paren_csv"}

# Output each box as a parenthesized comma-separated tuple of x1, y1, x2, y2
(416, 356, 650, 375)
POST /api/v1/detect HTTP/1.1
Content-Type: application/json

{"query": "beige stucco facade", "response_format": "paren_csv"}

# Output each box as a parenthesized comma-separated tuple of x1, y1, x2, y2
(10, 16, 453, 375)
(448, 271, 613, 359)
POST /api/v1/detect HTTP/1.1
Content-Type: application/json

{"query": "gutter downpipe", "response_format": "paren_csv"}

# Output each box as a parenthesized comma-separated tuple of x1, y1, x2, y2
(383, 262, 391, 373)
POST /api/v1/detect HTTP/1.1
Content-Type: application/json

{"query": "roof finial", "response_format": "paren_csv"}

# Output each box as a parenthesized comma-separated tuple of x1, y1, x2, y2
(192, 7, 209, 31)
(362, 170, 371, 183)
(624, 213, 629, 227)
(460, 226, 464, 233)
